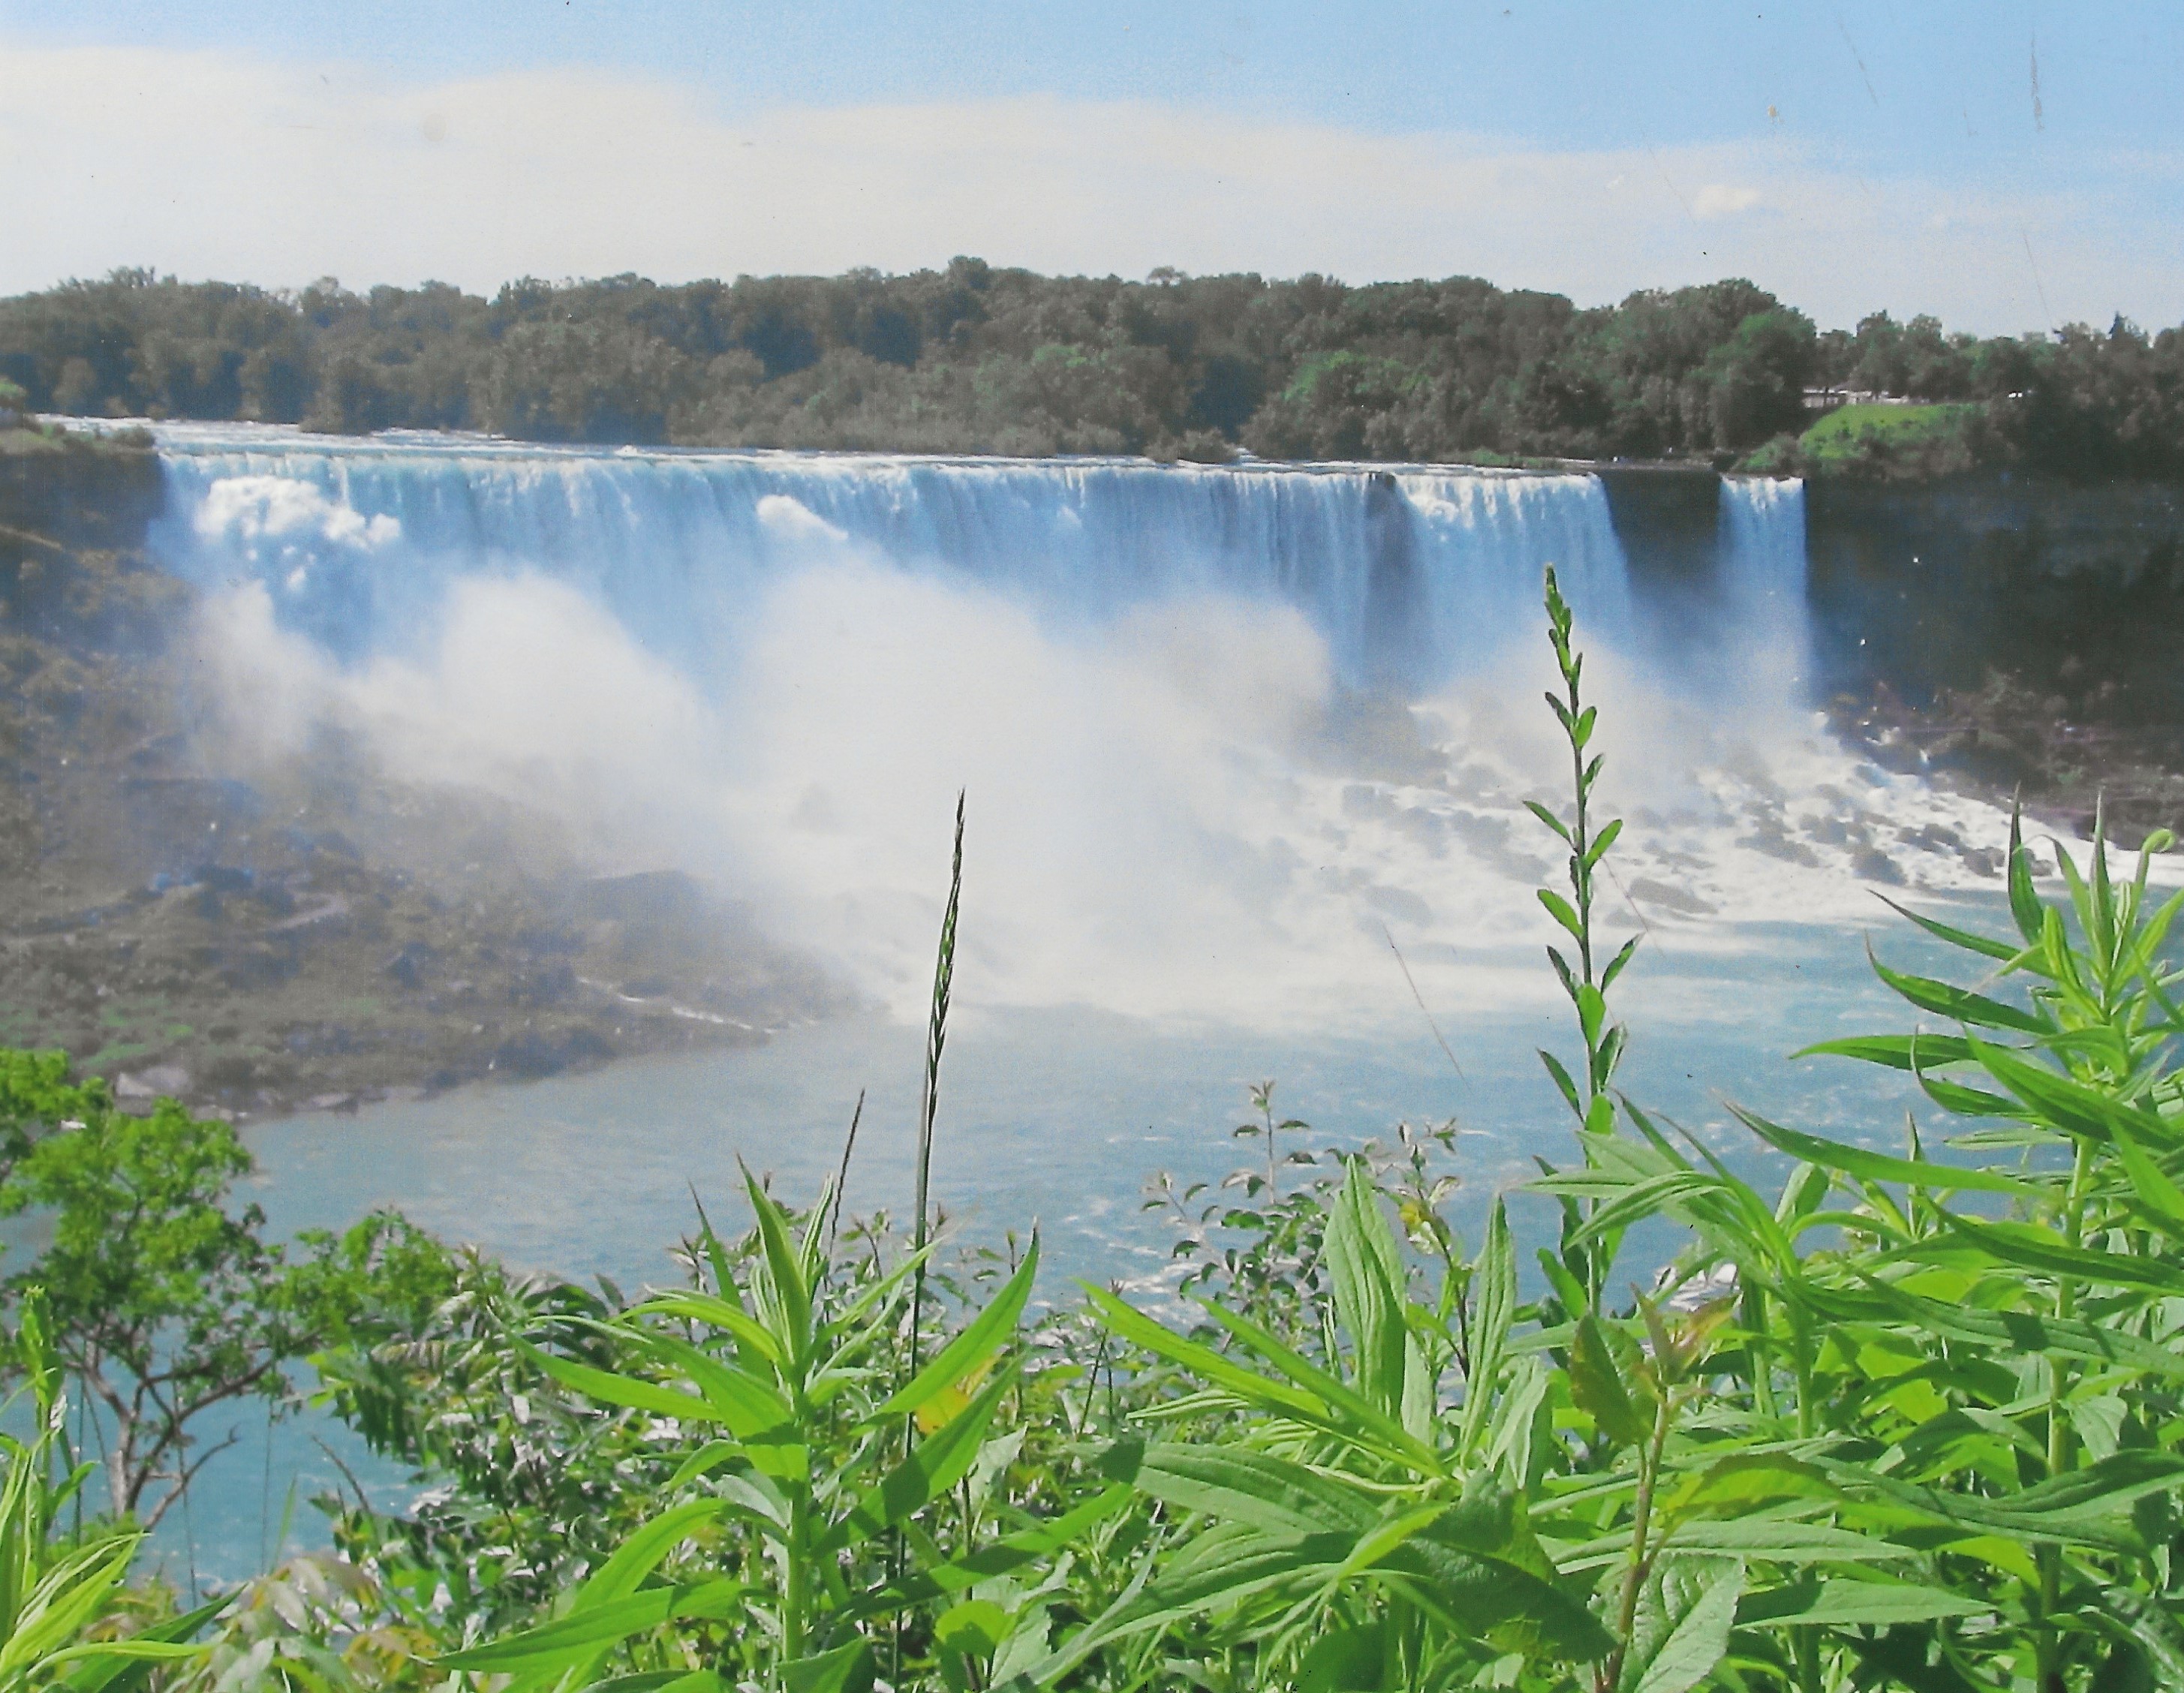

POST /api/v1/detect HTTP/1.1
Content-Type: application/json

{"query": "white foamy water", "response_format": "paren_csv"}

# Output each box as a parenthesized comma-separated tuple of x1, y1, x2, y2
(146, 425, 2049, 1031)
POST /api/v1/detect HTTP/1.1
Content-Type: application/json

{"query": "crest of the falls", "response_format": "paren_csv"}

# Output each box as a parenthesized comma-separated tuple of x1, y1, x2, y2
(148, 425, 2020, 1029)
(151, 429, 1633, 690)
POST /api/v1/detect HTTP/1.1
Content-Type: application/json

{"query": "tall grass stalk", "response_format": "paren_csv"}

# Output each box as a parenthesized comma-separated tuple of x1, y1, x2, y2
(825, 1088, 864, 1255)
(908, 788, 964, 1381)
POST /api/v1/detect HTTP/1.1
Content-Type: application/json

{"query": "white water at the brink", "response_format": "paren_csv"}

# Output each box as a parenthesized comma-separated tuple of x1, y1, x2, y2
(149, 424, 2023, 1031)
(1716, 475, 1812, 721)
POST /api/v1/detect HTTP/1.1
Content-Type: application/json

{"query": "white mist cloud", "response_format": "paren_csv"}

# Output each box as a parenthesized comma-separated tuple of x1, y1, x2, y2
(200, 574, 731, 866)
(3, 41, 2177, 332)
(183, 471, 2071, 1031)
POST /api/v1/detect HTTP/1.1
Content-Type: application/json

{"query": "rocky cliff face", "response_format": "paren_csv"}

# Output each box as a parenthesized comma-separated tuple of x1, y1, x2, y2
(0, 432, 163, 548)
(1806, 477, 2184, 719)
(1596, 466, 2184, 840)
(0, 432, 847, 1117)
(1602, 465, 2184, 721)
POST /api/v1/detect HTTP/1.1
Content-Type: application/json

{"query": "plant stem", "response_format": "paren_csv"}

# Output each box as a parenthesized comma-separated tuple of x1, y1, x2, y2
(1564, 664, 1596, 998)
(784, 1489, 810, 1663)
(1604, 1391, 1673, 1692)
(2035, 1136, 2095, 1691)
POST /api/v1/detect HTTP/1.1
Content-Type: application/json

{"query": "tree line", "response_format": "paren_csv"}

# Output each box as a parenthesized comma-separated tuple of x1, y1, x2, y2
(3, 261, 2180, 477)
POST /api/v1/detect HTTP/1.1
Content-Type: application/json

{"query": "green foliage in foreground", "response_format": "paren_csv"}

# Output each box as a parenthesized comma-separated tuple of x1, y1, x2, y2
(10, 573, 2184, 1690)
(0, 1070, 455, 1531)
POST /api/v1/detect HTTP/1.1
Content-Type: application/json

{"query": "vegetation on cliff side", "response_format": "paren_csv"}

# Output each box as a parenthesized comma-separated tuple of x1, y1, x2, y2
(5, 264, 2176, 479)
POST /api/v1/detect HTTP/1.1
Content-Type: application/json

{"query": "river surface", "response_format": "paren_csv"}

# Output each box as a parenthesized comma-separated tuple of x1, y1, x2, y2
(115, 426, 2099, 1584)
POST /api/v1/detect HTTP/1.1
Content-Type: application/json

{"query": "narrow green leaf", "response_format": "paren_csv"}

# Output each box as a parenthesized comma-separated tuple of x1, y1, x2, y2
(1126, 1447, 1375, 1537)
(1903, 1214, 2184, 1297)
(630, 1332, 795, 1442)
(1969, 1036, 2178, 1147)
(880, 1237, 1038, 1415)
(815, 1366, 1018, 1554)
(1537, 1248, 1590, 1319)
(2109, 1113, 2184, 1234)
(1539, 889, 1584, 942)
(1540, 1048, 1584, 1119)
(60, 1597, 224, 1693)
(1868, 950, 2050, 1035)
(1735, 1577, 1987, 1628)
(840, 1487, 1133, 1621)
(1803, 1280, 2184, 1385)
(1576, 985, 1607, 1049)
(1324, 1160, 1411, 1418)
(2008, 804, 2044, 943)
(1525, 800, 1573, 844)
(439, 1582, 739, 1670)
(1662, 1519, 1907, 1562)
(1084, 1285, 1332, 1427)
(1876, 894, 2022, 963)
(1461, 1198, 1516, 1460)
(1820, 1451, 2184, 1552)
(577, 1499, 726, 1607)
(1792, 1034, 1975, 1072)
(626, 1292, 784, 1367)
(1729, 1104, 2041, 1197)
(1190, 1292, 1445, 1472)
(514, 1340, 721, 1426)
(741, 1163, 812, 1363)
(1121, 1522, 1353, 1631)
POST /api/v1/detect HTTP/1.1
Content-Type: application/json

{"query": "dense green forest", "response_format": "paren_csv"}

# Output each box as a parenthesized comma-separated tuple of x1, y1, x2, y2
(2, 263, 2179, 477)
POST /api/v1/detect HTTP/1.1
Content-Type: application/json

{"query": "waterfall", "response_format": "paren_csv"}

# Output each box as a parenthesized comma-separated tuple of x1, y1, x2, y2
(149, 429, 1635, 693)
(147, 424, 1972, 1027)
(1715, 475, 1812, 711)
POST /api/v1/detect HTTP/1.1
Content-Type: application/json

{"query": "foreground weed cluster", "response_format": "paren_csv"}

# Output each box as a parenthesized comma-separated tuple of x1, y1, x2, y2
(11, 571, 2184, 1693)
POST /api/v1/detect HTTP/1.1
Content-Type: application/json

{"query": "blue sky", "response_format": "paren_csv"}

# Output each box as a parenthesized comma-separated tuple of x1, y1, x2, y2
(4, 1, 2179, 332)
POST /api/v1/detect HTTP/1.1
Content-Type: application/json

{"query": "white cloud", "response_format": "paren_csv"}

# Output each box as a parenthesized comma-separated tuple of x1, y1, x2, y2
(1692, 184, 1763, 219)
(1, 41, 2177, 332)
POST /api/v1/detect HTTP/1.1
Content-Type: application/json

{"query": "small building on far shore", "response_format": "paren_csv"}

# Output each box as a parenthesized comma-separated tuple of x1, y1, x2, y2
(1802, 387, 1919, 412)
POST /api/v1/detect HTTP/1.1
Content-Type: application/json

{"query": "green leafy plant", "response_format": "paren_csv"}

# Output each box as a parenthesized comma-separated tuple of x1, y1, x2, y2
(0, 1290, 209, 1692)
(314, 1251, 672, 1634)
(13, 561, 2183, 1693)
(1526, 565, 1645, 1320)
(0, 1078, 455, 1530)
(437, 1173, 1051, 1693)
